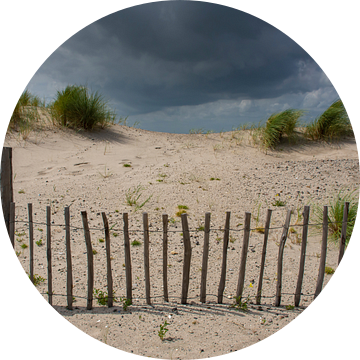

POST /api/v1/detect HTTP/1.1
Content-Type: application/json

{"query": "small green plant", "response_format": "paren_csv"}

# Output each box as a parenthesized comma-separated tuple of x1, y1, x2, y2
(196, 225, 205, 231)
(177, 205, 189, 210)
(189, 128, 205, 134)
(231, 295, 250, 312)
(18, 189, 25, 194)
(112, 232, 119, 237)
(286, 305, 295, 310)
(272, 193, 286, 207)
(131, 240, 142, 246)
(99, 165, 112, 179)
(158, 320, 169, 341)
(98, 238, 105, 243)
(92, 249, 97, 255)
(325, 266, 335, 275)
(16, 251, 21, 257)
(120, 297, 132, 311)
(35, 239, 43, 247)
(94, 288, 118, 306)
(21, 243, 28, 249)
(123, 163, 132, 167)
(229, 235, 236, 243)
(125, 185, 153, 211)
(29, 274, 45, 287)
(210, 177, 221, 181)
(176, 209, 187, 217)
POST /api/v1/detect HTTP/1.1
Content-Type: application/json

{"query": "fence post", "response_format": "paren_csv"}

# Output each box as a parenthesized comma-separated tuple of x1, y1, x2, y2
(162, 214, 169, 302)
(102, 212, 113, 308)
(314, 205, 328, 299)
(181, 213, 191, 304)
(218, 211, 230, 304)
(275, 209, 292, 307)
(65, 207, 73, 310)
(200, 212, 211, 303)
(338, 201, 349, 265)
(1, 147, 13, 236)
(236, 212, 251, 301)
(294, 205, 310, 307)
(46, 206, 53, 305)
(256, 209, 272, 305)
(28, 203, 34, 284)
(123, 213, 132, 301)
(9, 202, 15, 248)
(143, 212, 151, 305)
(81, 211, 93, 310)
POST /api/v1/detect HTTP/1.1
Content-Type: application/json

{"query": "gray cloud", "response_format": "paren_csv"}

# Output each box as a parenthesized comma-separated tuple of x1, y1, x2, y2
(27, 1, 338, 132)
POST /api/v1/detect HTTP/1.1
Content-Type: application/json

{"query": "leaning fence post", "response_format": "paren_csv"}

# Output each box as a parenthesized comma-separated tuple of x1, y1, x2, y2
(314, 205, 328, 299)
(28, 203, 34, 284)
(9, 202, 15, 248)
(338, 201, 349, 265)
(46, 206, 53, 305)
(143, 212, 151, 305)
(236, 212, 251, 301)
(256, 209, 272, 305)
(181, 213, 192, 304)
(65, 207, 73, 310)
(275, 209, 292, 307)
(200, 212, 211, 303)
(294, 205, 310, 307)
(1, 147, 13, 236)
(123, 213, 132, 301)
(218, 211, 230, 304)
(102, 212, 113, 308)
(81, 211, 94, 310)
(162, 214, 169, 302)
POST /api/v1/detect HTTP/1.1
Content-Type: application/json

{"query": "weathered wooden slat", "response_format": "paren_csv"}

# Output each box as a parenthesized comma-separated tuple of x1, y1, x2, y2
(181, 213, 192, 304)
(143, 212, 151, 305)
(162, 214, 169, 302)
(256, 209, 272, 305)
(28, 203, 34, 284)
(236, 212, 251, 301)
(81, 211, 94, 310)
(1, 147, 13, 236)
(9, 202, 15, 248)
(294, 205, 310, 307)
(218, 211, 230, 304)
(200, 212, 211, 303)
(338, 201, 349, 265)
(65, 207, 73, 310)
(275, 209, 292, 307)
(123, 213, 132, 301)
(102, 212, 113, 308)
(46, 206, 52, 305)
(314, 206, 328, 299)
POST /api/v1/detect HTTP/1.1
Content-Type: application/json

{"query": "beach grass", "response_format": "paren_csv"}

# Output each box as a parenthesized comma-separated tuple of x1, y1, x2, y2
(312, 188, 358, 247)
(305, 99, 353, 141)
(49, 85, 117, 130)
(259, 109, 304, 150)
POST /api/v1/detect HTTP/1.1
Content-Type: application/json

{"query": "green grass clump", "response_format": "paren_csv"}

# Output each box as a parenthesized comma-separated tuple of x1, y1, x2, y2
(312, 189, 358, 247)
(305, 99, 353, 140)
(9, 89, 44, 134)
(177, 205, 189, 210)
(325, 266, 335, 275)
(49, 85, 117, 130)
(131, 240, 142, 246)
(260, 109, 304, 150)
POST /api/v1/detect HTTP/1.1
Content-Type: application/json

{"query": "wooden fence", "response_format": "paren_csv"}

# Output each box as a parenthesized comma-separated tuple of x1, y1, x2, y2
(6, 201, 350, 310)
(1, 146, 350, 311)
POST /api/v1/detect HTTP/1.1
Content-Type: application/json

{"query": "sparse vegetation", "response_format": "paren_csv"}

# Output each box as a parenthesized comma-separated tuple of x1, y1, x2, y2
(312, 188, 358, 247)
(325, 266, 335, 275)
(305, 99, 353, 141)
(125, 185, 153, 211)
(131, 240, 142, 246)
(158, 320, 169, 341)
(93, 288, 118, 306)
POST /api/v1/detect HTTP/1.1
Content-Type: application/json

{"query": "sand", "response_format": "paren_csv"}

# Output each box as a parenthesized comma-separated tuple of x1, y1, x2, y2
(3, 125, 359, 359)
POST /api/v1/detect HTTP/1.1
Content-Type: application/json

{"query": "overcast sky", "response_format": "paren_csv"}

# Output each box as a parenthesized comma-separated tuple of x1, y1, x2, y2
(27, 1, 339, 133)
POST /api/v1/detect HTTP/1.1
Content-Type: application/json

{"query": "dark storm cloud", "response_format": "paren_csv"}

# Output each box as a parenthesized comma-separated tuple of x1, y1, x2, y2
(29, 1, 334, 126)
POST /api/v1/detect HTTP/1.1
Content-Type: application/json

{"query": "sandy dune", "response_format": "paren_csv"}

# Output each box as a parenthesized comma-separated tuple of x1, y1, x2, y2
(3, 125, 359, 359)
